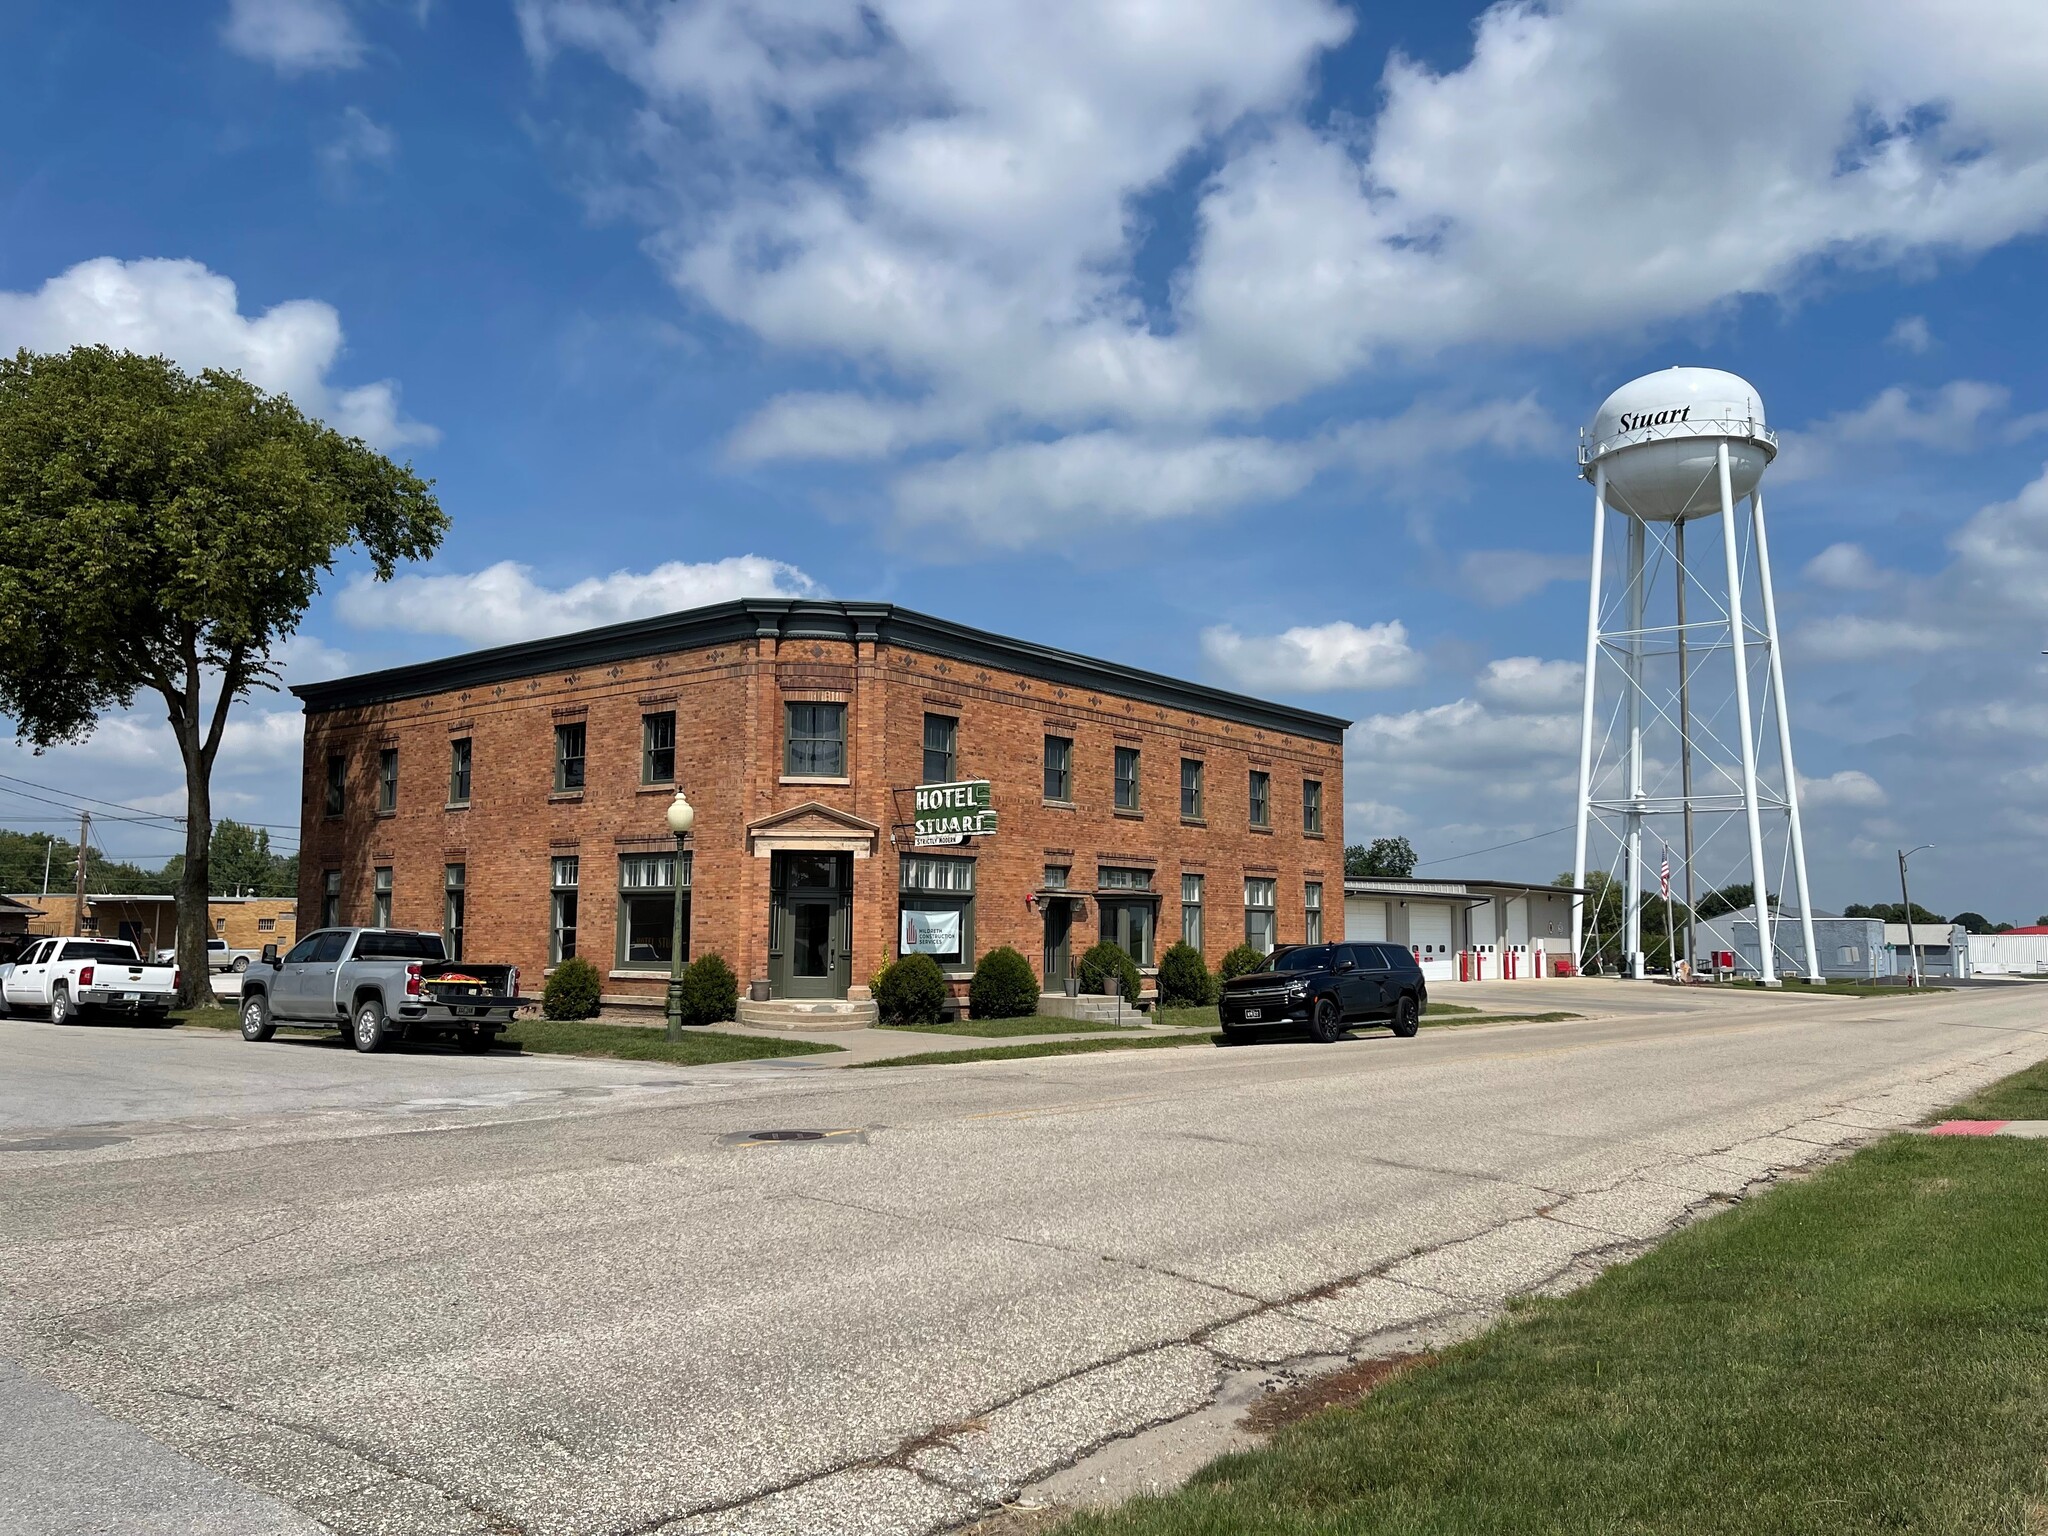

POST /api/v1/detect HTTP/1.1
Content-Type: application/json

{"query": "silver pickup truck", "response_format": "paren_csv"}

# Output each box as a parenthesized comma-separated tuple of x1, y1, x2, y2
(237, 927, 520, 1054)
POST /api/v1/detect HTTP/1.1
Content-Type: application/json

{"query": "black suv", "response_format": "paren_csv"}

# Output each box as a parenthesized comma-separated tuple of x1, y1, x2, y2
(1218, 942, 1427, 1044)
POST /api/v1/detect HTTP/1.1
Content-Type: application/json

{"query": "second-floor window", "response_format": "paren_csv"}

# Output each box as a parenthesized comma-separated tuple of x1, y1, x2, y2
(1249, 770, 1271, 828)
(555, 722, 586, 792)
(324, 753, 345, 816)
(448, 738, 472, 805)
(1114, 745, 1141, 812)
(643, 711, 676, 785)
(377, 748, 398, 813)
(923, 713, 957, 784)
(1180, 758, 1204, 820)
(1303, 778, 1324, 835)
(785, 702, 846, 777)
(1043, 735, 1072, 802)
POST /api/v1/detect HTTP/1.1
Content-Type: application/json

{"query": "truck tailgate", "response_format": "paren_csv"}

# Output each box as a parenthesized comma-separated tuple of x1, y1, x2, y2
(419, 964, 518, 1008)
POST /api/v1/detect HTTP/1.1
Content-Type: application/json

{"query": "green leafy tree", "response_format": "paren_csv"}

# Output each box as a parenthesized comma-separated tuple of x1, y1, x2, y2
(0, 828, 173, 896)
(1346, 836, 1418, 878)
(158, 819, 297, 897)
(1844, 901, 1945, 924)
(1950, 911, 1994, 934)
(0, 348, 445, 1004)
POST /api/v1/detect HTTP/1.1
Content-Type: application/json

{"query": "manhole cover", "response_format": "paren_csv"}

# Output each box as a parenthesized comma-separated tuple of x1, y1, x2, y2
(748, 1129, 826, 1142)
(0, 1133, 131, 1153)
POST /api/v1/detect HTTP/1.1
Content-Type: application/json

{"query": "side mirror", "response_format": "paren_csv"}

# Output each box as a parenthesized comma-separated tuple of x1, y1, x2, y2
(262, 943, 279, 965)
(1334, 959, 1354, 973)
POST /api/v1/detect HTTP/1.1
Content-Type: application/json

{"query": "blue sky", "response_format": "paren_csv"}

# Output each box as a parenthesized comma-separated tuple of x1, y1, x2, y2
(4, 0, 2047, 922)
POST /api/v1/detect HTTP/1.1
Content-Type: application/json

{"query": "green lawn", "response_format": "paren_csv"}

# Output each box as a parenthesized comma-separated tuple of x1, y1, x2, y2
(850, 1034, 1222, 1068)
(1713, 979, 1950, 999)
(881, 1016, 1138, 1038)
(1056, 1070, 2048, 1536)
(1937, 1055, 2048, 1122)
(180, 1006, 837, 1065)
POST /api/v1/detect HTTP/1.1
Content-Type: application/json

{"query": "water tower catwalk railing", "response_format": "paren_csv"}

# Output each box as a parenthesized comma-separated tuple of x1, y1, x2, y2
(1571, 397, 1820, 986)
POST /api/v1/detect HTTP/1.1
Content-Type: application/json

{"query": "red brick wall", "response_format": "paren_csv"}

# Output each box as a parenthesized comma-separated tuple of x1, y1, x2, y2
(298, 631, 1342, 999)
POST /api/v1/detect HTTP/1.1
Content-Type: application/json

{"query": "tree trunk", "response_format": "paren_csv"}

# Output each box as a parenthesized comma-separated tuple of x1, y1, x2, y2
(175, 733, 212, 1009)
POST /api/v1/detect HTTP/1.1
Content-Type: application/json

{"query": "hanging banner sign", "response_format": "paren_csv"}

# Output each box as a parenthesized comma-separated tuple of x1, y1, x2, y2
(900, 908, 962, 955)
(913, 780, 995, 847)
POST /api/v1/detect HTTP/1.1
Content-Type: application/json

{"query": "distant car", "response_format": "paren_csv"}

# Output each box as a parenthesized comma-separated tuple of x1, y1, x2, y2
(1217, 942, 1426, 1044)
(237, 927, 519, 1053)
(0, 936, 179, 1025)
(153, 937, 259, 973)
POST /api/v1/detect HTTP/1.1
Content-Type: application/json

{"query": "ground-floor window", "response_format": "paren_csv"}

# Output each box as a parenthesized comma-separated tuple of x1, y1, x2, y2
(551, 856, 579, 963)
(321, 869, 341, 928)
(1304, 881, 1323, 945)
(617, 851, 690, 969)
(900, 854, 974, 967)
(1181, 873, 1203, 950)
(372, 866, 392, 928)
(1245, 877, 1277, 953)
(445, 863, 465, 961)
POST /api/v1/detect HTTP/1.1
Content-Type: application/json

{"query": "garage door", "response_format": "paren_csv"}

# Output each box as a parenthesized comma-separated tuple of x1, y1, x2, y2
(1347, 898, 1388, 942)
(1408, 903, 1455, 981)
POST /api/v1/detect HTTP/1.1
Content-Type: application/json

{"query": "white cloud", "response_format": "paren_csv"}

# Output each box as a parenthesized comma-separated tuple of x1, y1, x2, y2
(1793, 615, 1967, 661)
(0, 257, 437, 452)
(320, 106, 397, 180)
(336, 556, 820, 646)
(1888, 315, 1933, 353)
(1458, 551, 1586, 608)
(1200, 620, 1420, 694)
(1344, 800, 1411, 832)
(1798, 769, 1887, 809)
(223, 0, 364, 73)
(1945, 461, 2048, 620)
(1349, 697, 1578, 775)
(1803, 542, 1890, 591)
(1774, 381, 2026, 481)
(891, 433, 1318, 549)
(1475, 657, 1584, 714)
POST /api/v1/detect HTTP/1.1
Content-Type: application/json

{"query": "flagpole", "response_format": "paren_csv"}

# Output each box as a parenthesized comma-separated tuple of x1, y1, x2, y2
(1661, 845, 1676, 980)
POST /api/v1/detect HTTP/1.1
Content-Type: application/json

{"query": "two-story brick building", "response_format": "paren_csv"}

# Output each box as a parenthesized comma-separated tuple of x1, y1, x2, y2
(292, 600, 1345, 1011)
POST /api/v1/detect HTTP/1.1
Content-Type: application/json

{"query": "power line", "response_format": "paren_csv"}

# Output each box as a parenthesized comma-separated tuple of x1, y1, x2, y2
(0, 771, 188, 823)
(1415, 824, 1577, 869)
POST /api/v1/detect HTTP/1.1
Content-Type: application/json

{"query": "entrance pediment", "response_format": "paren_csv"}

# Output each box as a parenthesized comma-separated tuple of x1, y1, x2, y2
(746, 802, 879, 859)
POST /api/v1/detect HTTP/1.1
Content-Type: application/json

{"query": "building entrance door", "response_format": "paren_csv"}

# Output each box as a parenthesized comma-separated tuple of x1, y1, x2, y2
(1042, 901, 1073, 991)
(769, 851, 851, 998)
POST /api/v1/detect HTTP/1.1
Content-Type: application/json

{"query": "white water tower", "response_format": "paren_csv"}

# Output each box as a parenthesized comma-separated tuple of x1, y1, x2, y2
(1570, 367, 1820, 983)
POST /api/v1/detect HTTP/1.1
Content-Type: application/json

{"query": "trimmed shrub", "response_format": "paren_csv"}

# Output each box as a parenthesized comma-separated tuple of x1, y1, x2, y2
(541, 956, 602, 1021)
(1077, 941, 1143, 1004)
(876, 952, 948, 1024)
(969, 946, 1039, 1019)
(678, 951, 739, 1026)
(1219, 943, 1269, 982)
(1156, 942, 1211, 1008)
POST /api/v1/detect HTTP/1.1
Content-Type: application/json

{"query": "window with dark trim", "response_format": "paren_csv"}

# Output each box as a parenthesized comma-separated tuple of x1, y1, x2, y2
(900, 855, 974, 968)
(321, 869, 341, 927)
(1180, 758, 1204, 820)
(444, 863, 466, 961)
(1305, 881, 1323, 945)
(550, 856, 579, 963)
(448, 738, 472, 805)
(1303, 778, 1324, 835)
(1114, 745, 1141, 812)
(324, 754, 345, 817)
(371, 866, 392, 928)
(1181, 873, 1204, 950)
(555, 722, 586, 792)
(1248, 770, 1271, 828)
(785, 702, 846, 777)
(922, 713, 958, 785)
(1043, 735, 1072, 802)
(642, 712, 676, 785)
(377, 748, 398, 814)
(1245, 877, 1277, 952)
(617, 851, 689, 970)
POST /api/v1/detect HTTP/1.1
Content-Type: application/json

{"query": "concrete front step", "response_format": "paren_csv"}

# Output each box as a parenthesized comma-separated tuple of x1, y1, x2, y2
(1037, 992, 1155, 1022)
(737, 997, 881, 1032)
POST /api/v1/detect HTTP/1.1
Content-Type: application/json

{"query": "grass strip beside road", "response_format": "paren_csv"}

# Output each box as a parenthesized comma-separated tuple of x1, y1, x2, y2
(881, 1016, 1140, 1038)
(850, 1034, 1221, 1069)
(1056, 1065, 2048, 1536)
(1938, 1054, 2048, 1122)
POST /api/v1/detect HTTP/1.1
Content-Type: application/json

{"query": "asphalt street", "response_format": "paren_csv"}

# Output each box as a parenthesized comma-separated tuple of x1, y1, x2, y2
(2, 981, 2044, 1536)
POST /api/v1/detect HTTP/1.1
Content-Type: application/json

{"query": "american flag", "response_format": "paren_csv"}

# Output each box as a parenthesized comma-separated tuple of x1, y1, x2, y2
(1659, 847, 1671, 900)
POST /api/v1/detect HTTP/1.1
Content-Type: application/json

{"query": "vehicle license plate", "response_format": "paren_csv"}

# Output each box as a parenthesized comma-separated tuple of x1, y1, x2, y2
(1243, 1009, 1262, 1021)
(123, 992, 140, 1002)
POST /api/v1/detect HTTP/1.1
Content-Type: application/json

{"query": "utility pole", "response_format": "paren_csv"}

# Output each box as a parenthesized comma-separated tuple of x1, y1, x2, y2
(73, 810, 91, 935)
(1898, 844, 1932, 989)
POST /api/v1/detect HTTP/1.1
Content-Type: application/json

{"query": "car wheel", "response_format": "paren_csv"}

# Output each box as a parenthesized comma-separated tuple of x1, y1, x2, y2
(240, 994, 275, 1042)
(351, 998, 387, 1054)
(1311, 997, 1345, 1044)
(1391, 994, 1421, 1038)
(232, 956, 250, 974)
(49, 987, 75, 1026)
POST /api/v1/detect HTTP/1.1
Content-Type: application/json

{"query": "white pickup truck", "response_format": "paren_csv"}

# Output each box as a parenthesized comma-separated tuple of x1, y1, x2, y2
(0, 936, 180, 1025)
(154, 937, 260, 973)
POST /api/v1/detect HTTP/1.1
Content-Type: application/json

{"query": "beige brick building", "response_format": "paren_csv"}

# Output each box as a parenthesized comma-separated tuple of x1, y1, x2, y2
(292, 601, 1345, 1005)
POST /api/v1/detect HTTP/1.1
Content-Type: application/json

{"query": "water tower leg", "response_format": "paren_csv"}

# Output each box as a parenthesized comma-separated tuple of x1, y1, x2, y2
(1717, 444, 1777, 986)
(1750, 487, 1822, 984)
(1675, 518, 1698, 973)
(1624, 515, 1646, 979)
(1571, 468, 1608, 974)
